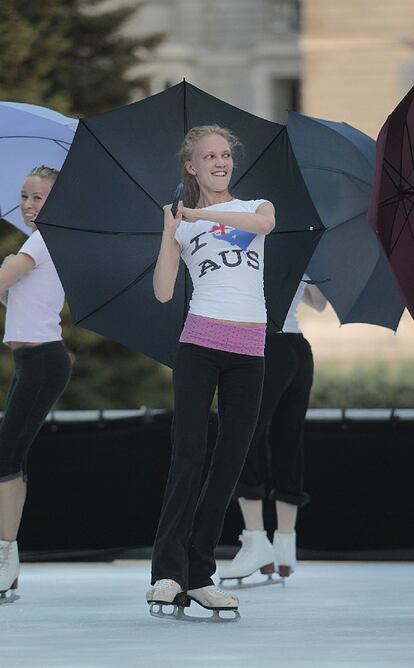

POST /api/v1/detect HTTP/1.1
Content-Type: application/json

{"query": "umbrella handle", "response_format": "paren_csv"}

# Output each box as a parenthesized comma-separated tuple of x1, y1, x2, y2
(171, 183, 184, 217)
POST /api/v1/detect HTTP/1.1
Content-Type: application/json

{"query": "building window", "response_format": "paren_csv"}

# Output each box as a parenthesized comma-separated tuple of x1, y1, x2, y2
(272, 0, 301, 33)
(272, 78, 301, 123)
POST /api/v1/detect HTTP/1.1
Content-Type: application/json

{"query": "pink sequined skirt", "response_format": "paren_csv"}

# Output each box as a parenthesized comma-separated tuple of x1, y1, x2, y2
(179, 313, 265, 357)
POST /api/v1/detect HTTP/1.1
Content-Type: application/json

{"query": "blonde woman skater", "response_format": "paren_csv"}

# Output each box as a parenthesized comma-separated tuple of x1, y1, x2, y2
(146, 125, 275, 621)
(0, 167, 71, 603)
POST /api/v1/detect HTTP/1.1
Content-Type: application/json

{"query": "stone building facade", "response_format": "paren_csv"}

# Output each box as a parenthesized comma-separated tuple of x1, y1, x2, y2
(301, 0, 414, 138)
(124, 0, 302, 122)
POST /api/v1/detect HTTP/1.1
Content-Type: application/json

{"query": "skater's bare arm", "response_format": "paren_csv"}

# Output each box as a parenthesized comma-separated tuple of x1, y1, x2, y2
(0, 253, 34, 299)
(182, 202, 275, 235)
(153, 203, 183, 303)
(302, 284, 327, 312)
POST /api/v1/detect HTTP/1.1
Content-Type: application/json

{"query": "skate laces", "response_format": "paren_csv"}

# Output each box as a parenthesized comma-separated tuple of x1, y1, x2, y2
(207, 585, 232, 598)
(155, 579, 179, 590)
(209, 585, 224, 594)
(0, 544, 10, 569)
(233, 535, 251, 561)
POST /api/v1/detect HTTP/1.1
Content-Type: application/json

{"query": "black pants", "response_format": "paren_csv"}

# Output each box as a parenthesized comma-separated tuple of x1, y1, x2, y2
(235, 333, 313, 507)
(151, 343, 265, 591)
(0, 341, 72, 482)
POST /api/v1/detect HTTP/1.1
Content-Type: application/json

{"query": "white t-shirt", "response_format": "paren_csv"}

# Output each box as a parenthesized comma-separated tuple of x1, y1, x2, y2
(3, 231, 65, 343)
(175, 199, 268, 323)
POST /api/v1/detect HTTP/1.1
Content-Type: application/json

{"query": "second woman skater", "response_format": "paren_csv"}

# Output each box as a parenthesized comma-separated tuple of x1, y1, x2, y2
(147, 125, 275, 620)
(218, 279, 326, 586)
(0, 167, 72, 603)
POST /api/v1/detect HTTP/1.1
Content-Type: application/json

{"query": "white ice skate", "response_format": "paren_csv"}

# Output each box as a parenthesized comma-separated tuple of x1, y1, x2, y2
(147, 579, 188, 620)
(273, 530, 296, 581)
(185, 585, 240, 622)
(0, 540, 20, 605)
(218, 530, 276, 586)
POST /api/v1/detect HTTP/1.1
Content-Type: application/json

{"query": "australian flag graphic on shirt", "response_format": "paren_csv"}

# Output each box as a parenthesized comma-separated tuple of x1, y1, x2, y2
(209, 224, 256, 250)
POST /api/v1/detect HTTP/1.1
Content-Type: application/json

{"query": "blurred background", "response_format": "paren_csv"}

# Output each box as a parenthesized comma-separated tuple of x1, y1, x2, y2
(1, 0, 413, 410)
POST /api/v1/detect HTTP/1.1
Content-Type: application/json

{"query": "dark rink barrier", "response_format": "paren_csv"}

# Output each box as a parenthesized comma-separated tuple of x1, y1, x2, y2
(8, 408, 414, 558)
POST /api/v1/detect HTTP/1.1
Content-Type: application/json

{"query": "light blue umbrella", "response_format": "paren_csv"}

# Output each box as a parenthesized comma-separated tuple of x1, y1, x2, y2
(0, 102, 78, 233)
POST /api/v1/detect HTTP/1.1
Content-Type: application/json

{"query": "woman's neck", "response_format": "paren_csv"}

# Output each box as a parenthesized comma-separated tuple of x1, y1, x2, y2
(197, 189, 234, 208)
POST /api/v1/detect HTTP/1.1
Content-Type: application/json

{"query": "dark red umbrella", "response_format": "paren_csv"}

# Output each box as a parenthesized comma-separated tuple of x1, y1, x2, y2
(368, 85, 414, 318)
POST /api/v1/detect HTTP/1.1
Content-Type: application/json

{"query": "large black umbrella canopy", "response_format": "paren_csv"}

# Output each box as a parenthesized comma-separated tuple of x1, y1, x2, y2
(287, 111, 404, 330)
(37, 81, 324, 366)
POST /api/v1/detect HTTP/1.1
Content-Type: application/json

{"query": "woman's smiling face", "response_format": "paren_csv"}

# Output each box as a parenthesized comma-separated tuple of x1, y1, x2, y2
(20, 176, 54, 231)
(185, 133, 234, 195)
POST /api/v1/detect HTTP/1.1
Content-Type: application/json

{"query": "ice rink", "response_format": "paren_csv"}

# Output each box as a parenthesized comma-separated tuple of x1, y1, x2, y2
(1, 560, 414, 668)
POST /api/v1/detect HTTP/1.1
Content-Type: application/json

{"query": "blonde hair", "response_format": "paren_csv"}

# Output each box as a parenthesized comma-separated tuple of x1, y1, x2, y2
(179, 125, 241, 208)
(27, 165, 59, 183)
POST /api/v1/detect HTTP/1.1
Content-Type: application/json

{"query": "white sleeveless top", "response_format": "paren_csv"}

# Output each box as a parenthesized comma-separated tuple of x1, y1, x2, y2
(175, 199, 268, 323)
(4, 231, 65, 344)
(267, 275, 309, 335)
(282, 279, 307, 333)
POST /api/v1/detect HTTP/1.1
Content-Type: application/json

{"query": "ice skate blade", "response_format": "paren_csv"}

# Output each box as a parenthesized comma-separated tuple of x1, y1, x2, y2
(219, 575, 285, 590)
(149, 603, 182, 620)
(149, 602, 240, 623)
(180, 609, 240, 623)
(0, 592, 20, 605)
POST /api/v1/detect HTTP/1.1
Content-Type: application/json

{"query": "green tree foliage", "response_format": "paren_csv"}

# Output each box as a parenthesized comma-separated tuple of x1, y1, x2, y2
(0, 1, 163, 114)
(0, 0, 170, 410)
(0, 0, 70, 110)
(51, 1, 163, 115)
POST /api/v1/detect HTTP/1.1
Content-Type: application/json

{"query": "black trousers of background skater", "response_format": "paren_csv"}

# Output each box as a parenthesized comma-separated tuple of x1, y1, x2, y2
(235, 333, 314, 507)
(151, 343, 265, 591)
(0, 341, 72, 482)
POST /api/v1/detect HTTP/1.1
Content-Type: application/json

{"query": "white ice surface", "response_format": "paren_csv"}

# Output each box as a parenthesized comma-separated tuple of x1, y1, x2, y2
(1, 560, 414, 668)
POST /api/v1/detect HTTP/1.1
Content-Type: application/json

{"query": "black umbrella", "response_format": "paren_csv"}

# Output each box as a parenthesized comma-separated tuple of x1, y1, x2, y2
(288, 112, 404, 330)
(36, 81, 324, 366)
